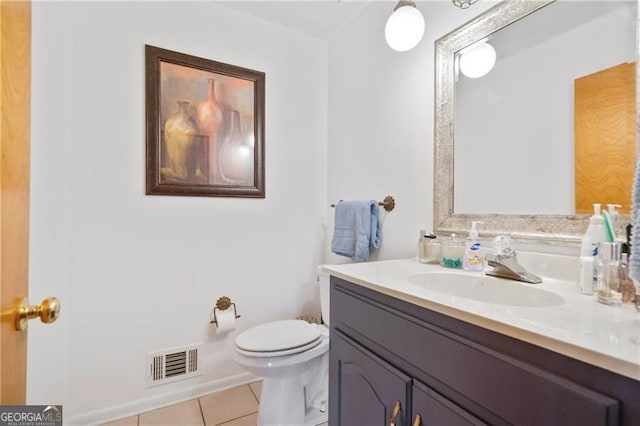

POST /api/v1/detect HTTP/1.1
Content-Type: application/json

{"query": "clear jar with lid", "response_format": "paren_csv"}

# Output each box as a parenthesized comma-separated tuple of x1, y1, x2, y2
(418, 231, 440, 264)
(619, 253, 636, 304)
(440, 233, 464, 269)
(596, 242, 622, 306)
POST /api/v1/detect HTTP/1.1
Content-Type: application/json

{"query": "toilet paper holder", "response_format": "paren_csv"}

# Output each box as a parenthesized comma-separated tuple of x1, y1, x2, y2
(209, 296, 241, 325)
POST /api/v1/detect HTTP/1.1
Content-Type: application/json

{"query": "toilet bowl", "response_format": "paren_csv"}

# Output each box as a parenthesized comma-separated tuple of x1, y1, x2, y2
(233, 270, 330, 426)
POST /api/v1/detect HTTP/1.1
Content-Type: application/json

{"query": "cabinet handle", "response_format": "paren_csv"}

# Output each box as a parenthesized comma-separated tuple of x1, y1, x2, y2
(413, 414, 422, 426)
(389, 400, 401, 426)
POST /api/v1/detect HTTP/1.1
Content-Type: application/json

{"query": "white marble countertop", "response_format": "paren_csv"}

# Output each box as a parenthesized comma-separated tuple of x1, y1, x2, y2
(321, 257, 640, 381)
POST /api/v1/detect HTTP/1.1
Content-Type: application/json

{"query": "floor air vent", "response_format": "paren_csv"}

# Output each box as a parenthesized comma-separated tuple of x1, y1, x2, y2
(146, 344, 201, 387)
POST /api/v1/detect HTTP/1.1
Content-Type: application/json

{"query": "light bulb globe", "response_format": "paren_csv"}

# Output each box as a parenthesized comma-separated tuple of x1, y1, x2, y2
(459, 42, 496, 78)
(385, 5, 425, 52)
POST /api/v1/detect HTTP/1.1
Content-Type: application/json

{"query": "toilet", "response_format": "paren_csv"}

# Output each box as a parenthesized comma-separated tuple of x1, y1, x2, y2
(233, 270, 330, 426)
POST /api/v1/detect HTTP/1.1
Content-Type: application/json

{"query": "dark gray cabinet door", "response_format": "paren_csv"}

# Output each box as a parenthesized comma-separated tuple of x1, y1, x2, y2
(330, 330, 412, 426)
(412, 380, 486, 426)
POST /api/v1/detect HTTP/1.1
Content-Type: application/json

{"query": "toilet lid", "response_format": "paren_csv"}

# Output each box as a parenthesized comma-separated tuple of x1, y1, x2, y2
(235, 320, 321, 353)
(235, 336, 323, 358)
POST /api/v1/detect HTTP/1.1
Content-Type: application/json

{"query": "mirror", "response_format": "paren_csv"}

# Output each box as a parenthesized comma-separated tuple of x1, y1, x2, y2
(434, 0, 636, 244)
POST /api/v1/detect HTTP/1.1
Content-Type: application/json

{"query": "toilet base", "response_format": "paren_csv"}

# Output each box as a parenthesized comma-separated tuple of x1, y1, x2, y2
(257, 377, 328, 426)
(256, 354, 328, 426)
(304, 406, 328, 426)
(258, 376, 304, 426)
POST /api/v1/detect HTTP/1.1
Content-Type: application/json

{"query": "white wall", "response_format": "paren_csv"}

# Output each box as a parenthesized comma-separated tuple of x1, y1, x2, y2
(30, 2, 328, 423)
(326, 1, 494, 262)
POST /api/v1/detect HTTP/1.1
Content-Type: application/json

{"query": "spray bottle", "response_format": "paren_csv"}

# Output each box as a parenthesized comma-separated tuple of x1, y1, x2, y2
(585, 204, 609, 291)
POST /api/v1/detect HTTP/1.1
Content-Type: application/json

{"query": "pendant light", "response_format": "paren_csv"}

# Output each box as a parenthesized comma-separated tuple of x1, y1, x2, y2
(385, 1, 425, 52)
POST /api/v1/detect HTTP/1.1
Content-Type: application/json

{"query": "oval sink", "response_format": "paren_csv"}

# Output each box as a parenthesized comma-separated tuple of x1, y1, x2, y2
(408, 271, 565, 307)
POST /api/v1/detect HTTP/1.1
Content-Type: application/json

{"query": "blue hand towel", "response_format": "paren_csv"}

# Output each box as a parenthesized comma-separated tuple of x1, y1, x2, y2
(331, 200, 381, 262)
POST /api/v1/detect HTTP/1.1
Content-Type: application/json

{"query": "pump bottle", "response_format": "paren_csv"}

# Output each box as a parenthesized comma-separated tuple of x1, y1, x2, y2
(585, 203, 609, 291)
(585, 204, 609, 256)
(579, 235, 594, 295)
(463, 221, 484, 272)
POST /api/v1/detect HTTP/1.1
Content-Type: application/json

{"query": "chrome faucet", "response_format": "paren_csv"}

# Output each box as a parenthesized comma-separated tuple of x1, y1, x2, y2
(485, 236, 542, 284)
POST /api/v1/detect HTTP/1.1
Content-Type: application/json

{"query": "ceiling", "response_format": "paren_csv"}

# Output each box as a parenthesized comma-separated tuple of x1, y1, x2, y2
(218, 1, 375, 39)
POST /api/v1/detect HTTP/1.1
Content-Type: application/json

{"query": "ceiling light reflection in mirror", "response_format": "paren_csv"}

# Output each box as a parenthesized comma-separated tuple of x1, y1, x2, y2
(459, 40, 497, 78)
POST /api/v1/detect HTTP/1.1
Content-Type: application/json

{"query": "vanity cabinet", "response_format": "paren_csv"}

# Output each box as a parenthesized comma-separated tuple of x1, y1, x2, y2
(331, 331, 411, 426)
(329, 277, 638, 426)
(412, 379, 486, 426)
(332, 330, 485, 426)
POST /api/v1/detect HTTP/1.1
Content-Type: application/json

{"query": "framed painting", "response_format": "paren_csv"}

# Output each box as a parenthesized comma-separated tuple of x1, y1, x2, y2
(145, 45, 265, 197)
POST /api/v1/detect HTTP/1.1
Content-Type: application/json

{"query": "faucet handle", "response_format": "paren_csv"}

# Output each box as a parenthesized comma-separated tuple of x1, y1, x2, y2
(485, 253, 498, 266)
(493, 235, 515, 257)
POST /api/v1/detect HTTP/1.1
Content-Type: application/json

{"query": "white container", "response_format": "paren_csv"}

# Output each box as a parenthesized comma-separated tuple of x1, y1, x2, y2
(585, 203, 609, 290)
(418, 231, 440, 264)
(579, 235, 594, 295)
(585, 204, 609, 255)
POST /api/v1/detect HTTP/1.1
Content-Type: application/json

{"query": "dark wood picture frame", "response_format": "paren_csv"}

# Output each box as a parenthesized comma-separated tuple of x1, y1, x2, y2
(145, 45, 265, 197)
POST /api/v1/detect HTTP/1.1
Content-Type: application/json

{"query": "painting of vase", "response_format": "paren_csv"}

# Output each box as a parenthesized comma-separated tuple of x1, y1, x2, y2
(196, 78, 224, 183)
(162, 101, 205, 182)
(219, 109, 253, 184)
(146, 44, 264, 197)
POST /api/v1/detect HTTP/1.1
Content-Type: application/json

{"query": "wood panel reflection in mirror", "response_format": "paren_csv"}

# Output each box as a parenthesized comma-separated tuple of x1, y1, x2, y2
(575, 62, 636, 215)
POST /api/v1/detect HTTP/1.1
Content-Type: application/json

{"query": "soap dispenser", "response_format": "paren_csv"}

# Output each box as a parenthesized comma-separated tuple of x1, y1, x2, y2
(585, 204, 609, 256)
(606, 204, 622, 223)
(463, 221, 484, 272)
(603, 204, 622, 242)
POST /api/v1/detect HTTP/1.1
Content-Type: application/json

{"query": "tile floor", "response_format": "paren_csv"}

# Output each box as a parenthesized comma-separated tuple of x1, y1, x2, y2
(101, 381, 328, 426)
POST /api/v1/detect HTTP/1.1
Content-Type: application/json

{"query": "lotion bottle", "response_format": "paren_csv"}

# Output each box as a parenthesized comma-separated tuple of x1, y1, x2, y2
(585, 204, 608, 255)
(606, 204, 622, 225)
(585, 203, 609, 290)
(579, 235, 594, 295)
(463, 221, 484, 272)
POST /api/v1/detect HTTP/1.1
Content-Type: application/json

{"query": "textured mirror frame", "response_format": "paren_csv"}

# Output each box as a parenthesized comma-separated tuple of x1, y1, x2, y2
(433, 0, 635, 245)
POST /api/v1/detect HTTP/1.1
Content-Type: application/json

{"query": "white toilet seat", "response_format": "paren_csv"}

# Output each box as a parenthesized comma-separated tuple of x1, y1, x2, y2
(236, 336, 322, 358)
(234, 333, 329, 370)
(235, 319, 321, 356)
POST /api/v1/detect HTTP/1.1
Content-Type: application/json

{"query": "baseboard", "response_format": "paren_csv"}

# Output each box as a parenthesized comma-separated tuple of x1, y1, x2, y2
(66, 372, 258, 425)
